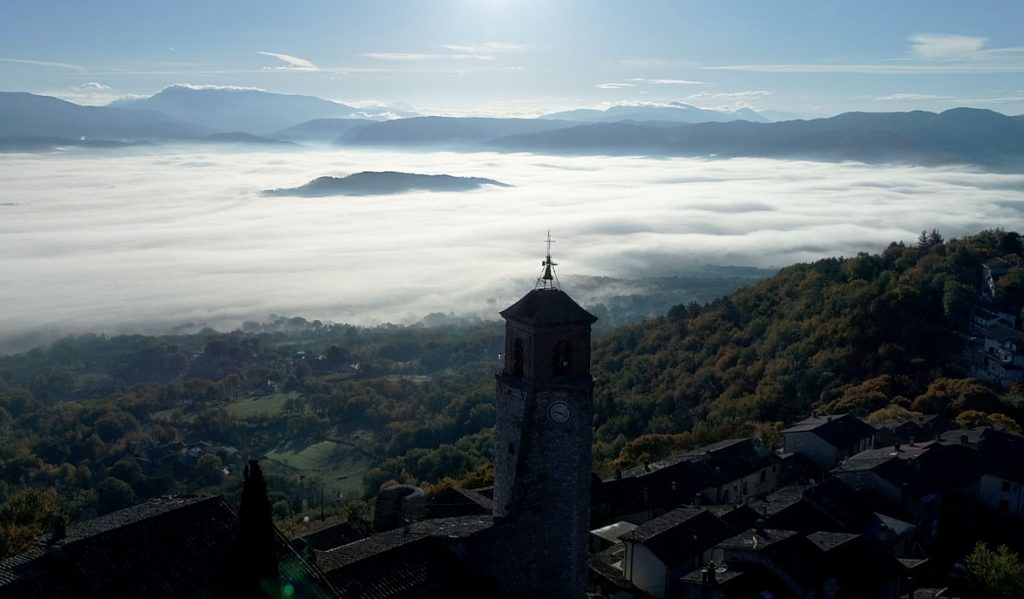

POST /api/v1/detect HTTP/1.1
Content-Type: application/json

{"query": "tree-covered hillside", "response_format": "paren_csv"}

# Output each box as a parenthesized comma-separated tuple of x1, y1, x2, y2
(591, 229, 1024, 468)
(2, 229, 1023, 558)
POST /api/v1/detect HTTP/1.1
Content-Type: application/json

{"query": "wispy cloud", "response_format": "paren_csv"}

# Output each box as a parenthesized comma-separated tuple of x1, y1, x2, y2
(689, 90, 772, 100)
(75, 81, 110, 91)
(0, 57, 84, 71)
(362, 52, 444, 61)
(630, 78, 704, 85)
(704, 63, 1024, 74)
(874, 93, 954, 101)
(362, 42, 528, 63)
(441, 42, 532, 55)
(258, 51, 319, 71)
(596, 83, 638, 90)
(909, 34, 987, 60)
(707, 34, 1024, 75)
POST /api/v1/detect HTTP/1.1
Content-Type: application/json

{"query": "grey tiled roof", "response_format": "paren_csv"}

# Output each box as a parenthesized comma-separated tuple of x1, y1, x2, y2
(782, 414, 876, 449)
(316, 516, 495, 599)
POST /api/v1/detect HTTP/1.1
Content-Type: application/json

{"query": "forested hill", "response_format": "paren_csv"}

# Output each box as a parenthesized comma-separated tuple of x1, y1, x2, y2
(590, 229, 1024, 463)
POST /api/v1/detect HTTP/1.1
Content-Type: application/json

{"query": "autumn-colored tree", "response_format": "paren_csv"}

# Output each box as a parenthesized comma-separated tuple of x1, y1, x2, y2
(965, 543, 1024, 598)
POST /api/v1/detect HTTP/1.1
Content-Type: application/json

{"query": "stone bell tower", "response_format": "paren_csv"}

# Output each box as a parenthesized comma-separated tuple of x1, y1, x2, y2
(493, 232, 596, 598)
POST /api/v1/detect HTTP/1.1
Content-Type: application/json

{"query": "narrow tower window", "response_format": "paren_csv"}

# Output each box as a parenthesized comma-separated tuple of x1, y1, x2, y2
(553, 340, 570, 375)
(513, 338, 524, 377)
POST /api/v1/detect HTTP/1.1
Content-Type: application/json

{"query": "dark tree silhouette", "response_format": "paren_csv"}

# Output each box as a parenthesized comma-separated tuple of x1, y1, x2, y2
(233, 460, 280, 598)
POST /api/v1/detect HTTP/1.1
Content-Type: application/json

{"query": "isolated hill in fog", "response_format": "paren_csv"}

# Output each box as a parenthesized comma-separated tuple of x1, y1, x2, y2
(340, 116, 577, 146)
(113, 85, 407, 134)
(263, 171, 510, 197)
(0, 92, 211, 140)
(488, 107, 1024, 169)
(541, 102, 771, 123)
(269, 118, 374, 143)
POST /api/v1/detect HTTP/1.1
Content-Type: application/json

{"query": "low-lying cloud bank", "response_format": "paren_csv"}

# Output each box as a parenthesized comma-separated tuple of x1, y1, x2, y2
(1, 147, 1022, 351)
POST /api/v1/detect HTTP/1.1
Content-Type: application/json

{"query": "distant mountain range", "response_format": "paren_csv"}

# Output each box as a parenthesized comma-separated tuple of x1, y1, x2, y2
(485, 107, 1024, 169)
(341, 117, 578, 146)
(1, 89, 1021, 169)
(270, 118, 375, 143)
(202, 132, 295, 145)
(540, 102, 771, 124)
(111, 85, 408, 134)
(263, 171, 510, 197)
(0, 91, 211, 140)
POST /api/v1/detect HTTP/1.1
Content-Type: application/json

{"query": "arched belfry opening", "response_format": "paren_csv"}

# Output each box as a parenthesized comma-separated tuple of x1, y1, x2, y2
(512, 338, 524, 378)
(553, 340, 570, 376)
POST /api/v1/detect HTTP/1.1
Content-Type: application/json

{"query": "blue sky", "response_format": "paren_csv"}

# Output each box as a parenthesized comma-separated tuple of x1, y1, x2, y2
(2, 0, 1023, 116)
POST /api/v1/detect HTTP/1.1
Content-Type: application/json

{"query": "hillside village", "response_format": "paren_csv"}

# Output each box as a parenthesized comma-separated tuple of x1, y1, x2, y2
(2, 235, 1024, 597)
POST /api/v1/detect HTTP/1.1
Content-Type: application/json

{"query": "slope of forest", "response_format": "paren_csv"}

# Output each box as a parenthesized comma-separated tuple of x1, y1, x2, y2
(590, 229, 1024, 467)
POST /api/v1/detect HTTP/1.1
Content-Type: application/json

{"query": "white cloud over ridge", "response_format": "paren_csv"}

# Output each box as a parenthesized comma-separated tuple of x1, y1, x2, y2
(0, 149, 1021, 349)
(909, 34, 988, 60)
(258, 51, 319, 71)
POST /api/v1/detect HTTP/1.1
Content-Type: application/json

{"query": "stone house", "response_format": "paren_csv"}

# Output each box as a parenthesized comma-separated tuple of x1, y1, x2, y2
(782, 413, 876, 471)
(620, 507, 734, 598)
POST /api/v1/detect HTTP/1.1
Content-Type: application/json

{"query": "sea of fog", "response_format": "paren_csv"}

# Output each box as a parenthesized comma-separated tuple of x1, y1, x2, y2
(1, 146, 1023, 351)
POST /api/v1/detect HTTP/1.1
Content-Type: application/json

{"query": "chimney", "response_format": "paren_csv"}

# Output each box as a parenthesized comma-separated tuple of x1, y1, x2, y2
(895, 443, 901, 452)
(702, 561, 718, 586)
(960, 434, 969, 445)
(755, 518, 767, 536)
(50, 514, 66, 543)
(694, 493, 702, 507)
(615, 468, 622, 481)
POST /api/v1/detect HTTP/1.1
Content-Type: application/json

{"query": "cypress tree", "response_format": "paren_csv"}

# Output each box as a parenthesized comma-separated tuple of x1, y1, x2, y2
(234, 459, 280, 598)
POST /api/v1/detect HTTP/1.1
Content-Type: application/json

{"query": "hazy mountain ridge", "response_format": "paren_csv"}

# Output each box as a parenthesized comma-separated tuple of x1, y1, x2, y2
(541, 102, 771, 123)
(202, 132, 295, 145)
(0, 91, 212, 140)
(112, 85, 400, 134)
(1, 90, 1020, 168)
(339, 116, 578, 146)
(269, 118, 375, 143)
(263, 171, 510, 197)
(487, 107, 1024, 169)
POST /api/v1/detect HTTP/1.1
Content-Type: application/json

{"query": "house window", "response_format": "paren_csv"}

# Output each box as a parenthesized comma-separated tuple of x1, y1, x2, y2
(512, 338, 524, 377)
(1003, 481, 1012, 493)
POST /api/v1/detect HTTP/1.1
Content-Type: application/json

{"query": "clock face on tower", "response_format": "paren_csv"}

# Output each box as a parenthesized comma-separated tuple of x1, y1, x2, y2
(547, 400, 571, 423)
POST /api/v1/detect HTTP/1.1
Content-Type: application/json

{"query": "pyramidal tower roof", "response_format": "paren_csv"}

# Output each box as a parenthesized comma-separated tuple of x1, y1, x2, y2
(500, 288, 597, 326)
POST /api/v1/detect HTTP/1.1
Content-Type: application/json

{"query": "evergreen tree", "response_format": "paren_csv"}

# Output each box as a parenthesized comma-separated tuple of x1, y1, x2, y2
(917, 230, 930, 250)
(233, 460, 280, 598)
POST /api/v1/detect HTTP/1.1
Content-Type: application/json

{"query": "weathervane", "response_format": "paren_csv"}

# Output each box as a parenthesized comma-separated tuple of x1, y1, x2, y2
(536, 230, 560, 290)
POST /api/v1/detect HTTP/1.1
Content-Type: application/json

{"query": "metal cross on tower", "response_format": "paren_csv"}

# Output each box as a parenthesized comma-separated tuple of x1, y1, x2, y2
(537, 230, 560, 289)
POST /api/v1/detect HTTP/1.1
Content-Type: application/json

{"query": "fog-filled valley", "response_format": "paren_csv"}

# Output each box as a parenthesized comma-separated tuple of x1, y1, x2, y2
(2, 145, 1023, 351)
